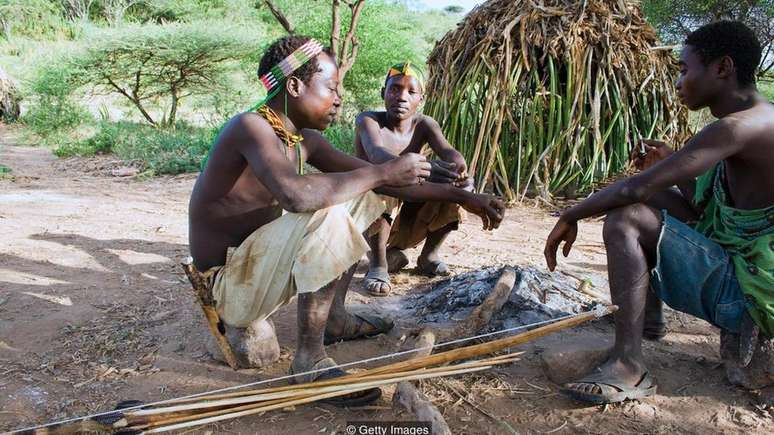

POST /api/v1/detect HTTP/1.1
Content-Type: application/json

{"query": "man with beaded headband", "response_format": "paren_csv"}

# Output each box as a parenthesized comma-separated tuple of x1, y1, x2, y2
(189, 36, 505, 405)
(356, 62, 474, 296)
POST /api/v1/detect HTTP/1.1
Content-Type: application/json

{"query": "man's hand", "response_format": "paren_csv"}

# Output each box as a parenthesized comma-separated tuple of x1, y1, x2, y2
(454, 176, 475, 192)
(383, 153, 431, 186)
(544, 218, 578, 271)
(428, 160, 460, 184)
(461, 193, 505, 230)
(631, 139, 674, 171)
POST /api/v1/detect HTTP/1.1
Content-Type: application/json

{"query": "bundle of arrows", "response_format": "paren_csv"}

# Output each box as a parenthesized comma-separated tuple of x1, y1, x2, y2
(22, 305, 617, 434)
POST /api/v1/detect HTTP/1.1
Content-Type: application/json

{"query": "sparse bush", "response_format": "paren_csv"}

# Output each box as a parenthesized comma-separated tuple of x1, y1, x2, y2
(23, 63, 90, 136)
(0, 0, 71, 40)
(760, 77, 774, 100)
(56, 121, 215, 174)
(323, 121, 355, 155)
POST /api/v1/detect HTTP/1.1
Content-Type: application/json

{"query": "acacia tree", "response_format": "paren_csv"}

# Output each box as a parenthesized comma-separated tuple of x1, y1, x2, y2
(72, 24, 253, 126)
(642, 0, 774, 76)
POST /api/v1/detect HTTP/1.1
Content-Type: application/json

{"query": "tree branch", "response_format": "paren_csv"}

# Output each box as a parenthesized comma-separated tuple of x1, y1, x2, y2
(335, 0, 365, 97)
(330, 0, 341, 61)
(263, 0, 294, 34)
(339, 36, 359, 80)
(104, 75, 156, 125)
(340, 0, 365, 63)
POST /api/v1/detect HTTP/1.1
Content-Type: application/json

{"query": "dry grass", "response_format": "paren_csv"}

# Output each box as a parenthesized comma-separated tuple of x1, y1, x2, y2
(425, 0, 691, 201)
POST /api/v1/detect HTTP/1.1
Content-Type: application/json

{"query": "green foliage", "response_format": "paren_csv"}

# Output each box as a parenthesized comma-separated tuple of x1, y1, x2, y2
(760, 78, 774, 100)
(23, 63, 90, 137)
(266, 0, 454, 112)
(640, 0, 774, 75)
(5, 0, 463, 176)
(126, 0, 233, 23)
(56, 121, 216, 174)
(0, 0, 72, 40)
(70, 22, 263, 126)
(443, 6, 465, 14)
(322, 121, 355, 155)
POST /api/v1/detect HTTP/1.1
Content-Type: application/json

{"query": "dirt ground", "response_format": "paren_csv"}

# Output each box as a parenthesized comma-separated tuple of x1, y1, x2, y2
(1, 128, 772, 434)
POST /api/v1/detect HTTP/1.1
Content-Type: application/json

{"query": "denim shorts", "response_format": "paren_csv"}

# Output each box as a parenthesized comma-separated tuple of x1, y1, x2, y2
(650, 211, 750, 333)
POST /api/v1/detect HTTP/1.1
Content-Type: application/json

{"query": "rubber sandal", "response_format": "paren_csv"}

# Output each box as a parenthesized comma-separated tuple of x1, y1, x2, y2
(560, 370, 657, 404)
(386, 249, 409, 273)
(417, 259, 451, 277)
(364, 267, 392, 297)
(324, 313, 394, 345)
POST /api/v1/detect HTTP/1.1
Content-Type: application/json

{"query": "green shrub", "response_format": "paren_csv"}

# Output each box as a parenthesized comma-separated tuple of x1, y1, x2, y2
(56, 121, 215, 174)
(323, 121, 355, 155)
(23, 63, 90, 137)
(54, 126, 114, 157)
(0, 0, 72, 40)
(760, 78, 774, 101)
(127, 0, 232, 23)
(266, 0, 448, 111)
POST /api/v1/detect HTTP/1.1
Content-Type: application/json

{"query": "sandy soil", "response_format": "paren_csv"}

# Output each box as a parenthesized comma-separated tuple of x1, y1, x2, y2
(1, 129, 772, 434)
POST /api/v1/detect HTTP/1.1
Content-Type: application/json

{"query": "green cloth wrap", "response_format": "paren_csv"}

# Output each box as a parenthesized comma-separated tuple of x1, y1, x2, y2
(693, 163, 774, 336)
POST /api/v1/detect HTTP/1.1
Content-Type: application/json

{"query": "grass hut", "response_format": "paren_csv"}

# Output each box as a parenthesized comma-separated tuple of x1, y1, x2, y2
(424, 0, 690, 201)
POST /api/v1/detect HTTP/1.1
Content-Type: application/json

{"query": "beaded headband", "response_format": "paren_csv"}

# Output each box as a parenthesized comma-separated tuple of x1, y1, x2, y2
(202, 39, 324, 171)
(259, 39, 325, 93)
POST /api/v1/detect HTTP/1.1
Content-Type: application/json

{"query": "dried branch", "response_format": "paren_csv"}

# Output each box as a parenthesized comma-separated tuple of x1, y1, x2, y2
(263, 0, 294, 34)
(331, 0, 366, 98)
(330, 0, 341, 60)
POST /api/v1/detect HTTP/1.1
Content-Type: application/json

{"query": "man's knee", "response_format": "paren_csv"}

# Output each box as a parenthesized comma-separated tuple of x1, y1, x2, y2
(604, 203, 662, 246)
(366, 215, 391, 236)
(603, 204, 650, 239)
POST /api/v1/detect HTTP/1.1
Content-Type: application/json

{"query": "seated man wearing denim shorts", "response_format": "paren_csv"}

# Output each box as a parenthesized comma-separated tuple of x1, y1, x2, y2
(543, 21, 774, 404)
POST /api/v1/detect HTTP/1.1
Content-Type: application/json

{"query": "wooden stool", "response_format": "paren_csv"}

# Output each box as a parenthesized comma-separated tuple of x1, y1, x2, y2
(181, 256, 239, 370)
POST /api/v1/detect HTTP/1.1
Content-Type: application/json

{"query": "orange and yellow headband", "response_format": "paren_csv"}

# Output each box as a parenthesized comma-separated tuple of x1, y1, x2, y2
(385, 62, 424, 88)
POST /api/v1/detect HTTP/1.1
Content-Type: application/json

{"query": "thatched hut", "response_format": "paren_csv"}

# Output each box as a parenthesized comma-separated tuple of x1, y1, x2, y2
(425, 0, 690, 201)
(0, 66, 20, 123)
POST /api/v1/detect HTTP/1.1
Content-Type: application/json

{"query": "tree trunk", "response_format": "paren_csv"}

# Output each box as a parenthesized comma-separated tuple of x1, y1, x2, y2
(330, 0, 341, 60)
(330, 0, 366, 120)
(167, 88, 179, 127)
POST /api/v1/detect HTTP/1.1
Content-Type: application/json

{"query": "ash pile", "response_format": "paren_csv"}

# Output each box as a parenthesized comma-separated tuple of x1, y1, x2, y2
(405, 266, 605, 332)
